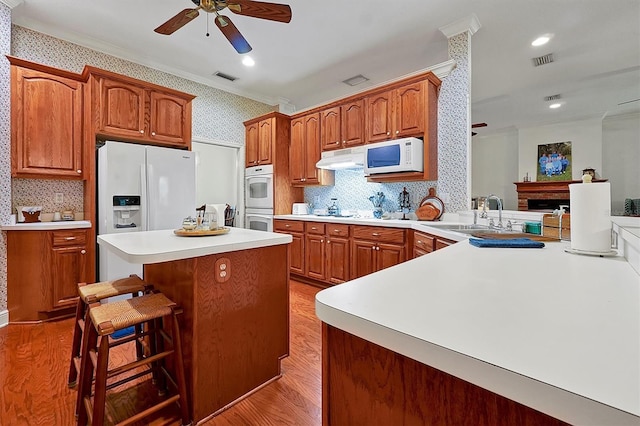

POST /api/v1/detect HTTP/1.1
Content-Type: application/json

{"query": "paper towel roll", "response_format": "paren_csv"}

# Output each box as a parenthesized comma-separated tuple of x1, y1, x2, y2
(569, 182, 611, 253)
(205, 203, 227, 229)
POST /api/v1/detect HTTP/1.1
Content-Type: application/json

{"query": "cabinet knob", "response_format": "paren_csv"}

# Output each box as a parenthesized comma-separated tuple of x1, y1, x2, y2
(81, 249, 86, 254)
(65, 237, 76, 241)
(311, 227, 317, 230)
(151, 132, 156, 136)
(395, 130, 399, 134)
(372, 232, 380, 237)
(77, 170, 82, 174)
(327, 240, 330, 244)
(334, 229, 341, 233)
(139, 130, 144, 134)
(285, 224, 291, 228)
(320, 239, 324, 243)
(386, 131, 390, 136)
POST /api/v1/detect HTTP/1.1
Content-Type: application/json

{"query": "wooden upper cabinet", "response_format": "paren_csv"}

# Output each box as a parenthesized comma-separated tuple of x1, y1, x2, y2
(245, 116, 274, 167)
(290, 112, 334, 186)
(366, 91, 394, 143)
(96, 78, 146, 140)
(395, 81, 425, 137)
(341, 99, 365, 147)
(258, 118, 274, 165)
(90, 70, 194, 148)
(149, 90, 191, 145)
(9, 59, 84, 179)
(320, 106, 341, 151)
(245, 121, 259, 167)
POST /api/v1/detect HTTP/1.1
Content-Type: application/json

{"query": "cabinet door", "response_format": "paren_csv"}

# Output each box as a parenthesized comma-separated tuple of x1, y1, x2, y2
(395, 81, 425, 137)
(341, 99, 365, 147)
(257, 118, 273, 165)
(51, 245, 86, 309)
(435, 237, 455, 251)
(306, 234, 326, 281)
(12, 67, 84, 178)
(289, 117, 305, 182)
(149, 91, 189, 146)
(351, 240, 376, 279)
(97, 77, 146, 139)
(320, 106, 342, 151)
(289, 232, 305, 275)
(366, 91, 394, 143)
(376, 242, 406, 271)
(246, 122, 259, 167)
(327, 237, 350, 284)
(303, 113, 321, 183)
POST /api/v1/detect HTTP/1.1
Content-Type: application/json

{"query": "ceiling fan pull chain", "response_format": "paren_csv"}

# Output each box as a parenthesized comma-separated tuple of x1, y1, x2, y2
(206, 14, 210, 36)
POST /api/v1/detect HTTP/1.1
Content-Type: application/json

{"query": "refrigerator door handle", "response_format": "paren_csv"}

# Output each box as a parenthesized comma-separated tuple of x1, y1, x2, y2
(140, 163, 149, 231)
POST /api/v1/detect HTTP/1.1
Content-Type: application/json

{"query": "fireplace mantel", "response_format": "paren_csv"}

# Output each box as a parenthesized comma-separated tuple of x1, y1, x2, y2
(514, 180, 607, 211)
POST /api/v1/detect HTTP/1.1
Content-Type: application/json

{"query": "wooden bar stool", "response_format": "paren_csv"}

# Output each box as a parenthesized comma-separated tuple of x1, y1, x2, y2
(68, 274, 152, 388)
(76, 292, 191, 426)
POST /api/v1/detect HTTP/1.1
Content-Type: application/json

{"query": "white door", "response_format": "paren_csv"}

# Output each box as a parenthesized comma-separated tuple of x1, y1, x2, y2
(146, 146, 196, 230)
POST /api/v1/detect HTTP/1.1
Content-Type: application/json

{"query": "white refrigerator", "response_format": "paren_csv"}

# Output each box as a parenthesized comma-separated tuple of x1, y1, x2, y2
(97, 140, 196, 282)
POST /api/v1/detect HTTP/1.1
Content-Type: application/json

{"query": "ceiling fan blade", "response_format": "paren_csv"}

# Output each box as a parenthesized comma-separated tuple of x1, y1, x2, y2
(154, 8, 200, 35)
(215, 15, 252, 54)
(471, 122, 488, 128)
(227, 1, 292, 23)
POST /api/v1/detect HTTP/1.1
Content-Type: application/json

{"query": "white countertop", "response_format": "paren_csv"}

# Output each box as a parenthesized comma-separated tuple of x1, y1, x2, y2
(316, 241, 640, 425)
(97, 227, 292, 264)
(1, 220, 92, 231)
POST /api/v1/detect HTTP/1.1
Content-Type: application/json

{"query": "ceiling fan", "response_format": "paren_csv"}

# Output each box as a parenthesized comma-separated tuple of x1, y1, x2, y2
(471, 122, 487, 136)
(154, 0, 292, 54)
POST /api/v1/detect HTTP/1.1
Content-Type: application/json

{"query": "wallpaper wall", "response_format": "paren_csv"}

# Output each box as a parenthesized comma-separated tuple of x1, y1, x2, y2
(0, 3, 11, 314)
(0, 24, 274, 317)
(304, 32, 471, 214)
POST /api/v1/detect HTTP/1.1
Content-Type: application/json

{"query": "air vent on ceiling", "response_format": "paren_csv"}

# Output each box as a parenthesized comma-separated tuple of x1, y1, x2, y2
(342, 74, 369, 86)
(214, 71, 238, 82)
(532, 53, 554, 67)
(544, 94, 562, 102)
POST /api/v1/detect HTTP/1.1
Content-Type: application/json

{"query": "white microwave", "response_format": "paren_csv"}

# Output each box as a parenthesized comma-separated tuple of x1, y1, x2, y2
(364, 137, 424, 175)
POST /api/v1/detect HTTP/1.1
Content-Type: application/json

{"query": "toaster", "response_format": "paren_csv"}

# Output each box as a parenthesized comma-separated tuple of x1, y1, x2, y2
(292, 203, 310, 215)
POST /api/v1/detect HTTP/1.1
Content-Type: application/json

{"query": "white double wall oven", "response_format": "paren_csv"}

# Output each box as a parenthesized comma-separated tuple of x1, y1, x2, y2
(245, 164, 274, 232)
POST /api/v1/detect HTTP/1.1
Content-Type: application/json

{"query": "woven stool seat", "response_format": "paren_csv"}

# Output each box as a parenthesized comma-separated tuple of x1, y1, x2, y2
(78, 275, 148, 304)
(89, 292, 176, 336)
(77, 291, 191, 426)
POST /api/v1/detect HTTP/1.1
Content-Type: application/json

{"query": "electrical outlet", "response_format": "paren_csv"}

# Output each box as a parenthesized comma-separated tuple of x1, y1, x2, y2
(54, 193, 64, 204)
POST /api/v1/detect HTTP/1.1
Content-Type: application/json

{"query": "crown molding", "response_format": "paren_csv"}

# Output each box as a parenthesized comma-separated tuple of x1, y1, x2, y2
(439, 13, 481, 38)
(11, 18, 280, 106)
(0, 0, 23, 9)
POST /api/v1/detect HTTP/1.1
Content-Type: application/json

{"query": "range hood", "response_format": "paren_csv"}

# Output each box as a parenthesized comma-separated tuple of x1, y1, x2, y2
(316, 146, 365, 170)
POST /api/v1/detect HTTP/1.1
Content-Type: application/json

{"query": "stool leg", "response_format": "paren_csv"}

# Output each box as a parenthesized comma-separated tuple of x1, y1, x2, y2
(171, 310, 191, 426)
(68, 298, 86, 387)
(91, 335, 110, 426)
(77, 317, 98, 425)
(154, 317, 168, 396)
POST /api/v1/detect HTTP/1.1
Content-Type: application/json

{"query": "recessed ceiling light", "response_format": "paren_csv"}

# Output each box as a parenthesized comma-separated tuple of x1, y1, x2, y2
(549, 103, 562, 109)
(242, 56, 255, 67)
(532, 35, 551, 47)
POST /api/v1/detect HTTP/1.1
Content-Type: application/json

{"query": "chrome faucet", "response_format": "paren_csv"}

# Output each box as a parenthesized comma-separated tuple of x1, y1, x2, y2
(483, 194, 503, 229)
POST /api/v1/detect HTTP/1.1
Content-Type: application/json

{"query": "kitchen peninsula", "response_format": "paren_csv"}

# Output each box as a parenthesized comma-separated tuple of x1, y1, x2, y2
(316, 238, 640, 425)
(97, 227, 292, 424)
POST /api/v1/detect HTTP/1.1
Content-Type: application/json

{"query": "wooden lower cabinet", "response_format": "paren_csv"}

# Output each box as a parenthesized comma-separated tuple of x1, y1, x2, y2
(274, 219, 305, 275)
(351, 226, 406, 279)
(306, 232, 327, 281)
(413, 229, 455, 258)
(7, 229, 89, 322)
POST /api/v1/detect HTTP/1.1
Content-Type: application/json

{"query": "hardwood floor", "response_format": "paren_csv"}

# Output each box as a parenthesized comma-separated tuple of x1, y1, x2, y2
(0, 280, 322, 425)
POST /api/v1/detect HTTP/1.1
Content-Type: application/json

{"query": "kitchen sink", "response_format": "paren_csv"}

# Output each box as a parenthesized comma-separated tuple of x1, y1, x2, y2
(424, 223, 521, 235)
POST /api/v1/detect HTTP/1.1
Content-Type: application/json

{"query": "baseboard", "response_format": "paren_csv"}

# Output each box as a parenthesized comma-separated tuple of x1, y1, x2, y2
(0, 309, 8, 329)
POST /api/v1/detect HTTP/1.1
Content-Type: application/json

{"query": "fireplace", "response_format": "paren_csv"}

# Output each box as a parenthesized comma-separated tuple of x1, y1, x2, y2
(514, 180, 606, 211)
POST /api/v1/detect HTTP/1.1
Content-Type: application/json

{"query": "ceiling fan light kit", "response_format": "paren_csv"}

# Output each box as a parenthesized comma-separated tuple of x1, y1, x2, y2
(154, 0, 292, 54)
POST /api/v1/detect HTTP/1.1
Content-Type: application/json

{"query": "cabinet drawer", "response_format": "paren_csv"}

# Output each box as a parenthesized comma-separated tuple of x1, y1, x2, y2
(353, 226, 405, 244)
(306, 222, 326, 235)
(274, 219, 304, 233)
(52, 230, 87, 247)
(413, 231, 435, 252)
(327, 224, 350, 237)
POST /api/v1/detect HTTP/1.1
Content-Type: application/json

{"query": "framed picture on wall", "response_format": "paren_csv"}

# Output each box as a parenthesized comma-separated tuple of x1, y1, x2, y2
(537, 141, 572, 181)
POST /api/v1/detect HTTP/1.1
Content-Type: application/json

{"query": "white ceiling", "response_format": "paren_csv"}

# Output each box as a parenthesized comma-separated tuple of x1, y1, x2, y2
(7, 0, 640, 136)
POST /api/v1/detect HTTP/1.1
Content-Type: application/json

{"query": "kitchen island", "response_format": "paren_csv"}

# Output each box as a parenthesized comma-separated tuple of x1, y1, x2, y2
(97, 227, 292, 424)
(316, 239, 639, 425)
